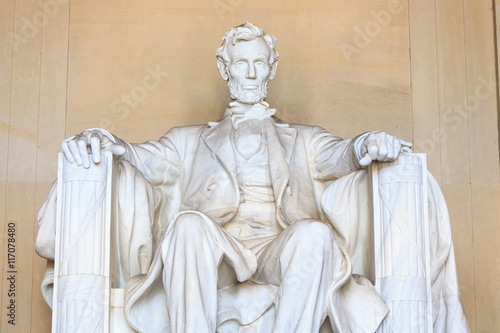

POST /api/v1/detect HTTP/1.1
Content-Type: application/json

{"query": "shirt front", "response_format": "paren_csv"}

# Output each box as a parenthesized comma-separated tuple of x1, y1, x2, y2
(223, 119, 282, 254)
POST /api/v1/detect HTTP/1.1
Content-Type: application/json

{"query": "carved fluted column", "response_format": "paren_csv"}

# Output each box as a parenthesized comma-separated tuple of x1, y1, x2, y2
(52, 152, 116, 333)
(370, 153, 432, 332)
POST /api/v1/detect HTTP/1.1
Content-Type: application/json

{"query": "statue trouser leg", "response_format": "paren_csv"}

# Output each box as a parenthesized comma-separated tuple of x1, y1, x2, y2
(160, 211, 257, 333)
(253, 220, 343, 333)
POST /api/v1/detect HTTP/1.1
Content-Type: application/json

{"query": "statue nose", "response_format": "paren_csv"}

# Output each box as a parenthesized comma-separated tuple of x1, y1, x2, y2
(246, 64, 256, 79)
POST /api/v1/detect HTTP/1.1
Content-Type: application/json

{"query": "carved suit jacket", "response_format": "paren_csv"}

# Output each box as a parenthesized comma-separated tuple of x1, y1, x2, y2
(119, 111, 387, 333)
(119, 110, 363, 244)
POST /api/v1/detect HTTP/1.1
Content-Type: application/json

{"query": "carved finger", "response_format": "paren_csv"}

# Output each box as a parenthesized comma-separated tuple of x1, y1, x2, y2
(386, 137, 395, 160)
(393, 140, 402, 158)
(90, 130, 104, 141)
(90, 136, 101, 164)
(78, 140, 90, 168)
(68, 140, 82, 166)
(61, 141, 75, 164)
(386, 148, 394, 160)
(111, 144, 126, 156)
(359, 153, 373, 167)
(400, 139, 412, 148)
(378, 142, 389, 160)
(366, 141, 379, 159)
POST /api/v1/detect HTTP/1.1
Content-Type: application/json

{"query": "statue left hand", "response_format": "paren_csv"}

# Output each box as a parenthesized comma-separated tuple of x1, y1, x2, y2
(359, 132, 412, 167)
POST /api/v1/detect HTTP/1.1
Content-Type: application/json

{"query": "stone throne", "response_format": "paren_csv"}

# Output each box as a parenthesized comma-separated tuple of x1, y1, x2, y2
(35, 149, 468, 332)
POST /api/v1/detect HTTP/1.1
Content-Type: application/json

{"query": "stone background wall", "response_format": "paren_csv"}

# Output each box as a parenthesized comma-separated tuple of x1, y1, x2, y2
(0, 0, 499, 331)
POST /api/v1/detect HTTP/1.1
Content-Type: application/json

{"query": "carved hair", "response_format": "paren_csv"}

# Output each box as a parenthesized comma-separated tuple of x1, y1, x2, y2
(216, 22, 279, 71)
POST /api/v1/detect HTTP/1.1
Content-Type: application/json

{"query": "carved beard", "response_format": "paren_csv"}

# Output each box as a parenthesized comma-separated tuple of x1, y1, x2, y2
(227, 77, 269, 104)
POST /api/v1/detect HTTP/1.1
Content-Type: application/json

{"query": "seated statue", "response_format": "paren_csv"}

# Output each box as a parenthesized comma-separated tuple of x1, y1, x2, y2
(36, 22, 469, 332)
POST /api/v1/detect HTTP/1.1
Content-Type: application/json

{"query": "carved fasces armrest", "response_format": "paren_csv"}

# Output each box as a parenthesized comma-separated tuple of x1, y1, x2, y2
(369, 152, 432, 332)
(52, 152, 117, 333)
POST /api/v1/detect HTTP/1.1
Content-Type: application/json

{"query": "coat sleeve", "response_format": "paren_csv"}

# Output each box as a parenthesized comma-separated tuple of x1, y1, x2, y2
(115, 127, 184, 187)
(308, 126, 370, 180)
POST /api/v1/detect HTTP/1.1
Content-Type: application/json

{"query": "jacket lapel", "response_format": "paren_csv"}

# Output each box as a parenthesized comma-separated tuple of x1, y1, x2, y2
(264, 118, 297, 225)
(272, 118, 297, 164)
(201, 113, 297, 224)
(201, 115, 237, 175)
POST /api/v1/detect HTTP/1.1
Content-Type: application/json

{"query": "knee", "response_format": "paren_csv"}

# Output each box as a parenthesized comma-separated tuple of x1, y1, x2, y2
(284, 221, 335, 272)
(171, 212, 209, 237)
(291, 220, 333, 247)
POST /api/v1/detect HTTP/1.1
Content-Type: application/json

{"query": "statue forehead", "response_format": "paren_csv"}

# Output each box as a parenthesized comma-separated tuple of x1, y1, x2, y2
(226, 38, 271, 60)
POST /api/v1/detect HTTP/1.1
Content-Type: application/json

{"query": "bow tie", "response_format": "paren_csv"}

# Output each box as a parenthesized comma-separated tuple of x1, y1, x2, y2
(230, 101, 277, 128)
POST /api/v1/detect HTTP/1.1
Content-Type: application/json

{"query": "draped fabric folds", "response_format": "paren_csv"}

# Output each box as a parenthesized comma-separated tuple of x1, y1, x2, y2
(36, 160, 468, 332)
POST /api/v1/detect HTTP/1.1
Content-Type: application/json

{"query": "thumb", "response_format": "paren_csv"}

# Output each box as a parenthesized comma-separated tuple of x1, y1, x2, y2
(111, 144, 126, 156)
(359, 153, 372, 167)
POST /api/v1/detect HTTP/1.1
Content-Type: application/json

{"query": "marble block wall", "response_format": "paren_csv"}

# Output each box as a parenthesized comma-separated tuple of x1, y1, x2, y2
(0, 0, 498, 331)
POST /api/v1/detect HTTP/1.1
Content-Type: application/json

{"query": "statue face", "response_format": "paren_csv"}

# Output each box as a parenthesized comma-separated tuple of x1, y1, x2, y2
(226, 38, 273, 104)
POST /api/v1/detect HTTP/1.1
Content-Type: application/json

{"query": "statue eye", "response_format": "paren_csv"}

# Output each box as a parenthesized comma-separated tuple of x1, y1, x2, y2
(236, 61, 245, 66)
(255, 61, 264, 67)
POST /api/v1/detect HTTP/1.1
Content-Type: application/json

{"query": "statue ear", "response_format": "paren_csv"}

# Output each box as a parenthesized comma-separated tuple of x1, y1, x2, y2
(217, 60, 229, 80)
(269, 60, 278, 80)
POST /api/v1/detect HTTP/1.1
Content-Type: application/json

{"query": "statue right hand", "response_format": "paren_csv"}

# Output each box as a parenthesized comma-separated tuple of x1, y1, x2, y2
(62, 129, 126, 168)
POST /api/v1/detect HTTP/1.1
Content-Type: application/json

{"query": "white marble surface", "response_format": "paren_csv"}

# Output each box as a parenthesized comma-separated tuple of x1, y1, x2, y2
(36, 22, 469, 332)
(371, 153, 432, 332)
(51, 152, 115, 333)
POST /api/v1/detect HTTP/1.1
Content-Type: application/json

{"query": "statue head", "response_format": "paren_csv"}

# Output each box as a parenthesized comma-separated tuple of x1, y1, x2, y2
(216, 22, 279, 104)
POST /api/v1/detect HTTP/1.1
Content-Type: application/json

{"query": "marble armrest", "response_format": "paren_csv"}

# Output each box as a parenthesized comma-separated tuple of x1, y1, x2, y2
(51, 151, 117, 332)
(49, 151, 434, 333)
(370, 152, 433, 332)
